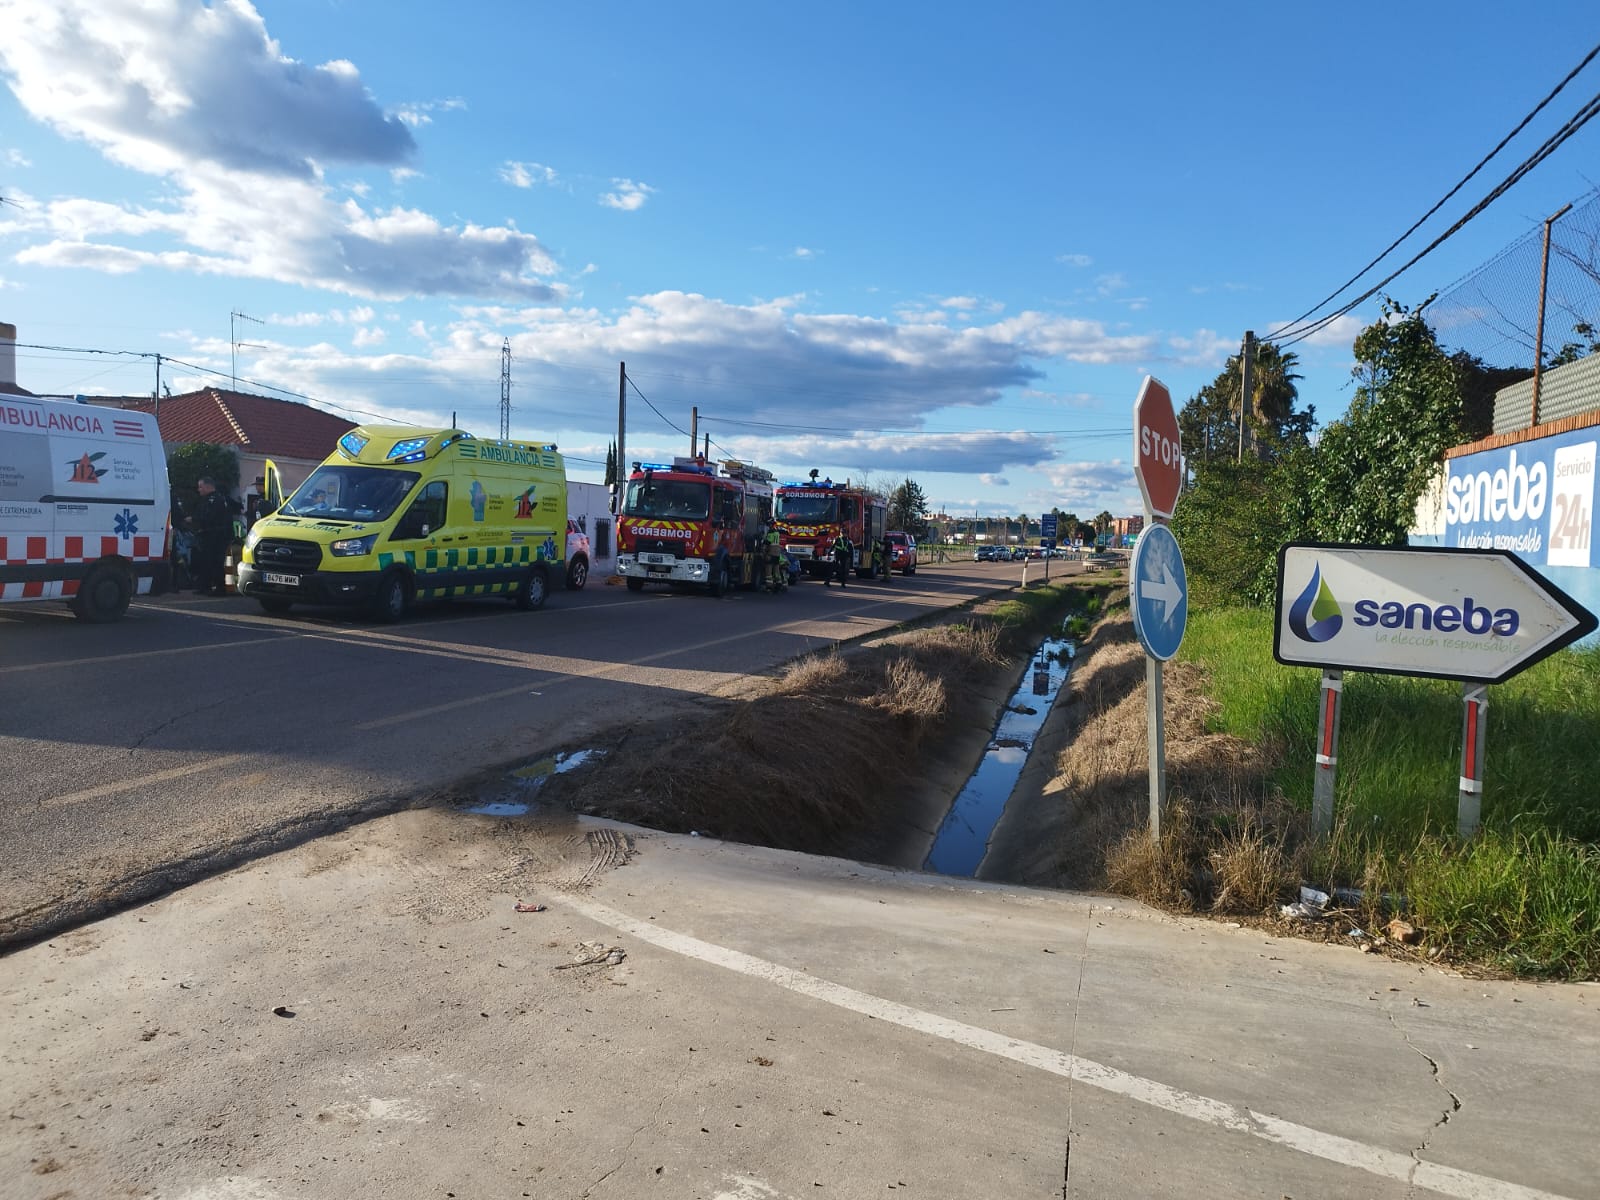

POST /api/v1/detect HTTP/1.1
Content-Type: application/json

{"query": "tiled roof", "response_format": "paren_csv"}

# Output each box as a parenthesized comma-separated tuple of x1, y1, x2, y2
(116, 388, 356, 461)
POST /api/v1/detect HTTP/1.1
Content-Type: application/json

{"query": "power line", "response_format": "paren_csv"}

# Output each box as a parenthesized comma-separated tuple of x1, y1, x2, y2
(1269, 40, 1600, 344)
(624, 371, 693, 439)
(1276, 84, 1600, 350)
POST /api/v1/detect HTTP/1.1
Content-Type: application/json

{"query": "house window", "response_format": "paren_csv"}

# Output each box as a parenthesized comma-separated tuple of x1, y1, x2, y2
(594, 518, 612, 558)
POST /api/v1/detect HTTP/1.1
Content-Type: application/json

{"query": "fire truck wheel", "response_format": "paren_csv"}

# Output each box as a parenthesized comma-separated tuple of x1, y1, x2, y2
(70, 562, 133, 623)
(626, 577, 645, 592)
(514, 564, 550, 610)
(708, 557, 731, 597)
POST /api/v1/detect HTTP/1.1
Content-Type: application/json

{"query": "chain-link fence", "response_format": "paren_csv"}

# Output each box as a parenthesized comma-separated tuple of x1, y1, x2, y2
(1429, 187, 1600, 372)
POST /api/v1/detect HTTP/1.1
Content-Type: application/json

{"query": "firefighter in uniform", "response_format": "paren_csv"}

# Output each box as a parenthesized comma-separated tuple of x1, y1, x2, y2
(764, 523, 787, 592)
(825, 532, 852, 588)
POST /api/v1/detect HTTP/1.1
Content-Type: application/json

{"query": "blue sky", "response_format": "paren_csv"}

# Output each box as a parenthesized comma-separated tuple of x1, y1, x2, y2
(3, 1, 1598, 519)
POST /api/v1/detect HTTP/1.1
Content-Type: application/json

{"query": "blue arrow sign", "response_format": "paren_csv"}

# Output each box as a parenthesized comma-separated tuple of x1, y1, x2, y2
(1131, 523, 1187, 661)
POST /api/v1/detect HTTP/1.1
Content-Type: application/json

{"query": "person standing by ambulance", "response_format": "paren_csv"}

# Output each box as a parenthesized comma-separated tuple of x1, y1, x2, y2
(188, 476, 232, 596)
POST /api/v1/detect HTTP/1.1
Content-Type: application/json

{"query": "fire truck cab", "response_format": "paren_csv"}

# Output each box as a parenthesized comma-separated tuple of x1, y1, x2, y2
(774, 474, 887, 581)
(616, 457, 774, 596)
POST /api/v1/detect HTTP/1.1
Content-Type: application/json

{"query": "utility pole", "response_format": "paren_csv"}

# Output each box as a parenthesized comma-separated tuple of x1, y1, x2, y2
(499, 338, 512, 440)
(703, 433, 710, 460)
(1532, 203, 1572, 428)
(616, 362, 627, 516)
(153, 353, 162, 415)
(230, 310, 263, 392)
(1237, 329, 1256, 462)
(689, 406, 698, 458)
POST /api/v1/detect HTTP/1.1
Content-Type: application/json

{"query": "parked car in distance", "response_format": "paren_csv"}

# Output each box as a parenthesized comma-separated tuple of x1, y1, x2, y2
(566, 518, 591, 589)
(885, 531, 918, 574)
(976, 545, 1000, 562)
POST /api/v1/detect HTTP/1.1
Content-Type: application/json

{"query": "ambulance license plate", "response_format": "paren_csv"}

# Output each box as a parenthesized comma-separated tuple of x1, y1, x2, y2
(264, 572, 299, 586)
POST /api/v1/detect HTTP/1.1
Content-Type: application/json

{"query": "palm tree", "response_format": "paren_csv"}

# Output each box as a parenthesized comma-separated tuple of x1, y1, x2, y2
(1251, 342, 1302, 429)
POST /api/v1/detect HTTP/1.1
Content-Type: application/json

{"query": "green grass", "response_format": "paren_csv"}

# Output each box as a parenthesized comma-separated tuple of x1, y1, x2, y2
(1178, 606, 1600, 979)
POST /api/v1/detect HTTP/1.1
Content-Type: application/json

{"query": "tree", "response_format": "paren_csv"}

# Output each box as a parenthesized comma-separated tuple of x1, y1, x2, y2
(887, 478, 929, 537)
(604, 441, 618, 487)
(167, 442, 241, 520)
(1546, 320, 1600, 368)
(1298, 296, 1462, 545)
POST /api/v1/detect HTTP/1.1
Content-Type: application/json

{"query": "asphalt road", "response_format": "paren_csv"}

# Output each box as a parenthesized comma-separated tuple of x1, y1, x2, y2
(0, 556, 1055, 945)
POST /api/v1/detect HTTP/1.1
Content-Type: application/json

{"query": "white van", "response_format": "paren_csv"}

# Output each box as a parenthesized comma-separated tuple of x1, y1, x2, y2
(0, 395, 171, 621)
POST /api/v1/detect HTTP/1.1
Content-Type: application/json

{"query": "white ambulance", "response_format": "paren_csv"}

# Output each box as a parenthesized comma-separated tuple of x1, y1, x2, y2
(0, 394, 171, 622)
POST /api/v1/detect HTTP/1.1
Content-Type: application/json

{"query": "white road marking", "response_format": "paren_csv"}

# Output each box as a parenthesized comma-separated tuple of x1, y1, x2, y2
(40, 755, 250, 809)
(560, 893, 1576, 1200)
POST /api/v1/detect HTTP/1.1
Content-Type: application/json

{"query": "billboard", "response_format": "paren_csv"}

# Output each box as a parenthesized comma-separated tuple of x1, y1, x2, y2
(1442, 430, 1596, 568)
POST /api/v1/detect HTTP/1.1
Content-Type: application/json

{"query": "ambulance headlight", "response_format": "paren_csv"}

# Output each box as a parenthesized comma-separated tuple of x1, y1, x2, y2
(331, 534, 378, 557)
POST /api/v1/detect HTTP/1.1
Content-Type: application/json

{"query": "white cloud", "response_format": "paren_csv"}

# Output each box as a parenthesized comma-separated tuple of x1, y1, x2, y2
(1095, 272, 1128, 295)
(0, 1, 416, 179)
(346, 305, 375, 323)
(0, 1, 562, 301)
(1057, 253, 1092, 267)
(941, 296, 978, 311)
(394, 98, 465, 127)
(979, 473, 1010, 486)
(1168, 328, 1241, 367)
(408, 319, 430, 339)
(790, 246, 817, 259)
(1276, 312, 1365, 348)
(500, 161, 558, 189)
(600, 179, 654, 211)
(5, 148, 30, 167)
(352, 325, 385, 347)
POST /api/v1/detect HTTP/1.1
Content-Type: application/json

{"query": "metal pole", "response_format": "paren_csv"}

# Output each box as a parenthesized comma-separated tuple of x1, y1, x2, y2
(1237, 330, 1255, 462)
(1457, 683, 1489, 838)
(1312, 670, 1343, 837)
(690, 406, 698, 458)
(616, 362, 627, 516)
(1147, 654, 1165, 841)
(1531, 203, 1572, 427)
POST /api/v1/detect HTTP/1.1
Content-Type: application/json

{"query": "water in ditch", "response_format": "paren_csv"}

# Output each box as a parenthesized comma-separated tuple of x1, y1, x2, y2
(460, 749, 602, 816)
(923, 628, 1076, 877)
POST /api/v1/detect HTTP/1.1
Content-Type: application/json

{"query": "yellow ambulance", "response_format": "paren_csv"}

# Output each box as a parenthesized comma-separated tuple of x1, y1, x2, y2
(238, 426, 566, 621)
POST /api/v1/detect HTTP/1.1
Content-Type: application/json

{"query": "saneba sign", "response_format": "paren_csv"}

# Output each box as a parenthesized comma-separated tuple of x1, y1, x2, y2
(1274, 543, 1596, 685)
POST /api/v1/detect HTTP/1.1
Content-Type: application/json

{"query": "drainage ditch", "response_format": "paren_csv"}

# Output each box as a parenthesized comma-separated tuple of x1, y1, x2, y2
(923, 624, 1077, 877)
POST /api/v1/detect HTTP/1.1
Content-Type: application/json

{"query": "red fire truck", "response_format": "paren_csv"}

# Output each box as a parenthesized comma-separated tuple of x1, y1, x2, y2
(616, 457, 775, 596)
(773, 473, 887, 581)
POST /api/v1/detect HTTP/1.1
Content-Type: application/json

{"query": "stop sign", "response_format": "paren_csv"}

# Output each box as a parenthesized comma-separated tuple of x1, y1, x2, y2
(1134, 375, 1182, 518)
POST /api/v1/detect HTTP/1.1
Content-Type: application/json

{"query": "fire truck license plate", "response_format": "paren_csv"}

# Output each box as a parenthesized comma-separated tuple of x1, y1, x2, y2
(643, 553, 671, 564)
(264, 572, 299, 586)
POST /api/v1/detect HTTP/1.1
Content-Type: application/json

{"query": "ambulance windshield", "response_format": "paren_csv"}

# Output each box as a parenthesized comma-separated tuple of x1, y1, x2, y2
(624, 479, 710, 521)
(282, 467, 420, 522)
(775, 494, 837, 524)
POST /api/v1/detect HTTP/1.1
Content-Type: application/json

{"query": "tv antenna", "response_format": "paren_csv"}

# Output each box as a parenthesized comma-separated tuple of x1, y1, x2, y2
(230, 310, 264, 391)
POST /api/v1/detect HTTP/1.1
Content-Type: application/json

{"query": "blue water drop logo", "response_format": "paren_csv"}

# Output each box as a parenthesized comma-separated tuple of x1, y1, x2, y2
(1288, 563, 1343, 643)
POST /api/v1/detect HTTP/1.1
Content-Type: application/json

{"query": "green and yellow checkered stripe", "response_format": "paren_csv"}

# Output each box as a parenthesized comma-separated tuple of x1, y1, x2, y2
(375, 543, 549, 599)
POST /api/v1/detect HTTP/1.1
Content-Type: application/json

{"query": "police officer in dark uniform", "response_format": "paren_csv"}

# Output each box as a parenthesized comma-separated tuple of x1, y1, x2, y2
(188, 475, 232, 596)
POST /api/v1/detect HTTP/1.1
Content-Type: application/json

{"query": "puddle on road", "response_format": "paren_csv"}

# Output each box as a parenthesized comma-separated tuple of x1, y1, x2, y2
(460, 749, 602, 816)
(923, 629, 1076, 877)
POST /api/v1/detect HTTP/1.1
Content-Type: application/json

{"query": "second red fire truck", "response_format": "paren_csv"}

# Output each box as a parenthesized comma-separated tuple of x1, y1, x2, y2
(773, 472, 887, 581)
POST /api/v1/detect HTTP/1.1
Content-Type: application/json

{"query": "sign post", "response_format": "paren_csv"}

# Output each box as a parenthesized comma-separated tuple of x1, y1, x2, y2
(1275, 542, 1596, 837)
(1132, 376, 1184, 839)
(1041, 513, 1058, 582)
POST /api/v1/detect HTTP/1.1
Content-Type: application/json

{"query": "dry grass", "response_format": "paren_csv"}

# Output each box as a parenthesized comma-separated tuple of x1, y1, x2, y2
(541, 615, 1031, 859)
(1043, 603, 1306, 915)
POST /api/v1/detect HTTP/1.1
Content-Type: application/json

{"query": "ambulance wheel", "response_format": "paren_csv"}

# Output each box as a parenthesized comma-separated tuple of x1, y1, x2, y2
(625, 577, 645, 593)
(566, 555, 588, 590)
(514, 564, 549, 610)
(371, 570, 409, 623)
(71, 563, 132, 623)
(257, 597, 293, 614)
(708, 557, 730, 598)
